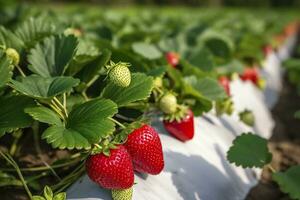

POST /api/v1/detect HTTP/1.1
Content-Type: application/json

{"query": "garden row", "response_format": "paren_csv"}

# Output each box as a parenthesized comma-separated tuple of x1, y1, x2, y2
(0, 6, 299, 200)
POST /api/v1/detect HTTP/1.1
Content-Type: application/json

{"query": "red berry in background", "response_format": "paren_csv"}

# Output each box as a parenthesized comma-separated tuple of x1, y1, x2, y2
(125, 125, 164, 175)
(262, 44, 273, 57)
(165, 52, 180, 68)
(283, 21, 299, 37)
(86, 145, 134, 189)
(240, 67, 259, 85)
(163, 109, 194, 142)
(218, 76, 231, 96)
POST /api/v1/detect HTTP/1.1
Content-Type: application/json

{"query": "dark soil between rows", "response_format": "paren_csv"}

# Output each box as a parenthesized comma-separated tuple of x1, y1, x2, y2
(246, 72, 300, 199)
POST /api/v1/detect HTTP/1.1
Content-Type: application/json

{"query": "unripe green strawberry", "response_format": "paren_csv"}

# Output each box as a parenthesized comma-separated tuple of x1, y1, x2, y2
(112, 187, 133, 200)
(215, 98, 234, 116)
(159, 93, 177, 114)
(239, 110, 255, 126)
(6, 48, 20, 66)
(109, 64, 131, 87)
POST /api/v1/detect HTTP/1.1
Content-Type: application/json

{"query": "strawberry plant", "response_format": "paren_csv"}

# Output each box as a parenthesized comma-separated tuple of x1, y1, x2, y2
(0, 4, 299, 200)
(227, 133, 300, 200)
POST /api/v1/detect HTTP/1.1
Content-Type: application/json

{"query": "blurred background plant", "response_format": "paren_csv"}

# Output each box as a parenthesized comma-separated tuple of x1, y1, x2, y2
(1, 0, 300, 7)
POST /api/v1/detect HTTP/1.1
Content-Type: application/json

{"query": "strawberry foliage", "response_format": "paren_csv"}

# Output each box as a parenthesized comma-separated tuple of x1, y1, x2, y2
(0, 4, 299, 200)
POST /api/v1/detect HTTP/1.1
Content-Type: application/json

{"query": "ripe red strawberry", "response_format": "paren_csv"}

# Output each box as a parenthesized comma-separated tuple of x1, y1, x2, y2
(163, 109, 194, 142)
(165, 52, 180, 68)
(240, 67, 259, 85)
(262, 45, 273, 57)
(218, 76, 230, 96)
(86, 145, 134, 189)
(124, 125, 164, 175)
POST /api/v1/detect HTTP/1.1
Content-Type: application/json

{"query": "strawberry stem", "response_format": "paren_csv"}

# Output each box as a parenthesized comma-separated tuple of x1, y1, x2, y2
(53, 97, 68, 118)
(50, 102, 66, 121)
(109, 117, 126, 129)
(0, 150, 33, 199)
(267, 164, 276, 173)
(15, 65, 26, 77)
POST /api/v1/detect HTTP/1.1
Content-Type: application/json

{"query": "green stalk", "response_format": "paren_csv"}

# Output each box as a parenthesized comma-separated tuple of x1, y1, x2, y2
(81, 91, 89, 101)
(0, 157, 82, 172)
(9, 129, 22, 156)
(53, 97, 68, 118)
(108, 117, 126, 129)
(51, 161, 85, 193)
(15, 65, 26, 77)
(32, 121, 42, 155)
(267, 164, 276, 173)
(0, 150, 33, 199)
(50, 103, 66, 121)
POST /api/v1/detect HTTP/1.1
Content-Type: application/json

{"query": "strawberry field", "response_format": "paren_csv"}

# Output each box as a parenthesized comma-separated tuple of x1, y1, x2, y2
(0, 3, 300, 200)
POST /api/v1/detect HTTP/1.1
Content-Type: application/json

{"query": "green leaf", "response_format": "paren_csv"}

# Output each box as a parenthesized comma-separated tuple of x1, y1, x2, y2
(101, 73, 153, 106)
(187, 47, 214, 71)
(15, 17, 56, 49)
(295, 110, 300, 119)
(32, 196, 46, 200)
(0, 26, 23, 51)
(42, 99, 118, 149)
(25, 106, 62, 125)
(0, 171, 22, 187)
(43, 186, 53, 200)
(272, 165, 300, 200)
(132, 42, 162, 60)
(283, 58, 300, 71)
(0, 95, 35, 133)
(28, 34, 78, 77)
(111, 48, 149, 73)
(184, 76, 226, 101)
(166, 66, 184, 89)
(66, 39, 101, 76)
(53, 192, 67, 200)
(217, 59, 244, 74)
(10, 75, 79, 99)
(76, 49, 111, 84)
(198, 30, 233, 61)
(227, 133, 272, 168)
(146, 66, 166, 77)
(0, 49, 13, 88)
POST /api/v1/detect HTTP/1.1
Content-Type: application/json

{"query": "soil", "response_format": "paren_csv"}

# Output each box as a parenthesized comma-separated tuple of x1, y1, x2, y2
(0, 129, 82, 200)
(246, 74, 300, 199)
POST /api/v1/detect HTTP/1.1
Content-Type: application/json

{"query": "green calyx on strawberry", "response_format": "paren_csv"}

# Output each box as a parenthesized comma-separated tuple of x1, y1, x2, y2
(90, 139, 118, 156)
(124, 124, 164, 175)
(5, 48, 20, 66)
(215, 98, 234, 116)
(86, 145, 134, 189)
(239, 109, 255, 126)
(163, 103, 189, 123)
(257, 78, 266, 90)
(112, 187, 133, 200)
(159, 92, 178, 114)
(153, 77, 163, 88)
(106, 61, 131, 88)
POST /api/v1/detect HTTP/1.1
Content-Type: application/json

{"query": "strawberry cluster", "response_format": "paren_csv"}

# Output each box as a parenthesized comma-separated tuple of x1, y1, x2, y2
(86, 124, 164, 199)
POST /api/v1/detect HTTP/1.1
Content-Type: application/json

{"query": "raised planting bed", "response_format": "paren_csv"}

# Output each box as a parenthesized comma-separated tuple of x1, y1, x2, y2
(0, 6, 299, 200)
